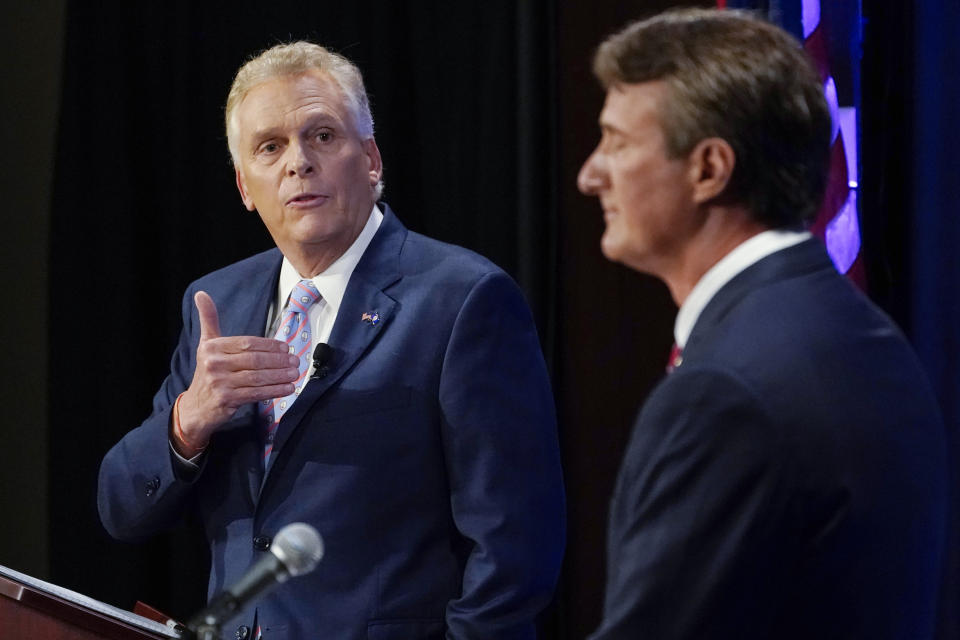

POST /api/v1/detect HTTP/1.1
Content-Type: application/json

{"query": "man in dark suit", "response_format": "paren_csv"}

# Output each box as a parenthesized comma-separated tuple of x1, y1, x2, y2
(98, 42, 565, 640)
(576, 9, 947, 639)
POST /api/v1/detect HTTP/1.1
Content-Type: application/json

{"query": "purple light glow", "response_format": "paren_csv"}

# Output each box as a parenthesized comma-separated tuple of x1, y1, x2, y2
(825, 106, 861, 273)
(824, 77, 841, 142)
(826, 190, 861, 273)
(802, 0, 821, 38)
(839, 107, 858, 184)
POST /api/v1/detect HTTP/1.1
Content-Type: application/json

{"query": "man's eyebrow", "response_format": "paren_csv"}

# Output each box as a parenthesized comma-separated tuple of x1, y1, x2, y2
(250, 115, 340, 139)
(302, 113, 341, 129)
(598, 120, 624, 136)
(249, 126, 283, 144)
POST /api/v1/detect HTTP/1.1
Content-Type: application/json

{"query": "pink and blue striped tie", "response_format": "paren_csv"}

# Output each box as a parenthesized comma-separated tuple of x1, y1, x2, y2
(260, 279, 321, 464)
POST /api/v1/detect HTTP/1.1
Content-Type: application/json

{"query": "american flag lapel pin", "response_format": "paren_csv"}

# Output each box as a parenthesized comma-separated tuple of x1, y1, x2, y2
(361, 311, 380, 326)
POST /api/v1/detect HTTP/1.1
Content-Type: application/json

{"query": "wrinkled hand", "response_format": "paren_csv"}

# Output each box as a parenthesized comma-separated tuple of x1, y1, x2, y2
(176, 291, 299, 449)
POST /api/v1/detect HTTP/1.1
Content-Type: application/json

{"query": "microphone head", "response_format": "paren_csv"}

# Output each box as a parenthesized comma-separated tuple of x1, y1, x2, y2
(312, 343, 333, 365)
(270, 523, 324, 577)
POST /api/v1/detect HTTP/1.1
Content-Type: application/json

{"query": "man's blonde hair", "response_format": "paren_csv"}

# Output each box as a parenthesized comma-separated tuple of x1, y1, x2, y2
(225, 41, 376, 165)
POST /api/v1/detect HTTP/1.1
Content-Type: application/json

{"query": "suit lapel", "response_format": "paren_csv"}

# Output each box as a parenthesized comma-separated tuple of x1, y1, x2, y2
(684, 238, 833, 359)
(219, 252, 281, 338)
(261, 206, 406, 483)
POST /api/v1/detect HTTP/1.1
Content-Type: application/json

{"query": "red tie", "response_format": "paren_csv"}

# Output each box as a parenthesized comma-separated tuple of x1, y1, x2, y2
(666, 343, 683, 374)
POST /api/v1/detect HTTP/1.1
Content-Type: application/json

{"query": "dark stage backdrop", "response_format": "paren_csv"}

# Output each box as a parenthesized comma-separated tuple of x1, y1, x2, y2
(0, 0, 949, 638)
(0, 0, 64, 582)
(860, 1, 960, 636)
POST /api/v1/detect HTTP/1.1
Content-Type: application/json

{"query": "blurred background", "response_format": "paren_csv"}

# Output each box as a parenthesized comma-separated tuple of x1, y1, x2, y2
(1, 0, 957, 638)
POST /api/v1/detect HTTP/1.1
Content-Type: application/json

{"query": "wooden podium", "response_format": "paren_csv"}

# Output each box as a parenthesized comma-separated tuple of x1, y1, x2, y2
(0, 566, 177, 640)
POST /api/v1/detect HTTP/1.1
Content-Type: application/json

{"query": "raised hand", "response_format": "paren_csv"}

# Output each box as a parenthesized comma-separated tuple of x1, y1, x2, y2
(174, 291, 299, 453)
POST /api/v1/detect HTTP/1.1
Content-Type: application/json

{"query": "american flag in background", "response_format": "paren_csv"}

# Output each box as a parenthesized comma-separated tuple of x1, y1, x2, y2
(720, 0, 866, 288)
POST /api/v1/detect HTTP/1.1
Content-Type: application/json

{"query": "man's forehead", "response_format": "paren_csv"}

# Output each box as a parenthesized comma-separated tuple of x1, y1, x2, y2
(244, 70, 339, 104)
(599, 80, 668, 128)
(235, 70, 348, 128)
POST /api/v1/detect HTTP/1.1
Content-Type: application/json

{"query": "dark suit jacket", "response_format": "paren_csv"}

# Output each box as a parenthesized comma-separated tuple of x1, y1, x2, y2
(98, 205, 566, 640)
(590, 239, 947, 639)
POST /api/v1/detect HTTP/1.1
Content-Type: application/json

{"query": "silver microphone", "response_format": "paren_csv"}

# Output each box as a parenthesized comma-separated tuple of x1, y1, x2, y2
(187, 522, 324, 635)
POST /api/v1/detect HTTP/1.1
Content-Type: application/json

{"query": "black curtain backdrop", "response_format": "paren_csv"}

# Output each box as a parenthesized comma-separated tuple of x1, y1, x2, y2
(38, 0, 958, 638)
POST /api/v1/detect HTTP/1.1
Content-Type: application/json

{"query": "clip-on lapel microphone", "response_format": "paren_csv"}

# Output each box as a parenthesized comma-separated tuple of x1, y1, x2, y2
(311, 343, 333, 379)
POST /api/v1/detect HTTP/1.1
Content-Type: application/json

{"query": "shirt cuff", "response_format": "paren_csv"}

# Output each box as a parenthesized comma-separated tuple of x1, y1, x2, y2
(168, 439, 205, 481)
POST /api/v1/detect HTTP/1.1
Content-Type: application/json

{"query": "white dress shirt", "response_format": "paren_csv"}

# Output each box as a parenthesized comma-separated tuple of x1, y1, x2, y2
(674, 230, 811, 349)
(267, 205, 383, 361)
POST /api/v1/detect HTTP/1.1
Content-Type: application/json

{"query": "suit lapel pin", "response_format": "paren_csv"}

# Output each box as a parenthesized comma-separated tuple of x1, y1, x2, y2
(361, 311, 380, 326)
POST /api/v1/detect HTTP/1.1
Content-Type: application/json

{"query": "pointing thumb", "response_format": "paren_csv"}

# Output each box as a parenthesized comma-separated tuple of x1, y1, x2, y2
(195, 291, 222, 340)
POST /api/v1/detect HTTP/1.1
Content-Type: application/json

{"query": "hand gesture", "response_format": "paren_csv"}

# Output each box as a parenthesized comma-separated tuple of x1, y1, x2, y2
(174, 291, 299, 453)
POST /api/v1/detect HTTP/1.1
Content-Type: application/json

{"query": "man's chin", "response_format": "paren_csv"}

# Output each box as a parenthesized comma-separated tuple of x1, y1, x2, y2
(600, 233, 622, 264)
(601, 237, 653, 275)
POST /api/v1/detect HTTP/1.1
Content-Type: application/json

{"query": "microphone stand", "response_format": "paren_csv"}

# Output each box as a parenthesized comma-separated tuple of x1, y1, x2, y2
(178, 620, 220, 640)
(191, 621, 221, 640)
(185, 590, 242, 640)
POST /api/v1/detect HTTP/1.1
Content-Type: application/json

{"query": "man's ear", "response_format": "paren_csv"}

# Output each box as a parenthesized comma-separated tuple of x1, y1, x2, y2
(364, 138, 383, 188)
(687, 137, 736, 205)
(235, 167, 256, 211)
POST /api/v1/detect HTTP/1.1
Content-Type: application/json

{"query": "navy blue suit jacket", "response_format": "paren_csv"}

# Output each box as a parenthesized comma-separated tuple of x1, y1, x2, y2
(98, 205, 566, 639)
(590, 239, 947, 639)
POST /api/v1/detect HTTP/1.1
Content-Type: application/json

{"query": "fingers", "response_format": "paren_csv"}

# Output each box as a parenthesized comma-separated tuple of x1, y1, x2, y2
(180, 349, 300, 438)
(199, 353, 301, 400)
(237, 363, 299, 389)
(198, 341, 299, 370)
(195, 291, 222, 341)
(227, 382, 301, 406)
(184, 290, 311, 439)
(191, 338, 300, 407)
(216, 336, 296, 356)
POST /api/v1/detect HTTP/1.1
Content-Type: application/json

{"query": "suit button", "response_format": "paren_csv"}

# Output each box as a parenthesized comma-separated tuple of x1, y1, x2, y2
(235, 625, 250, 640)
(253, 535, 271, 551)
(145, 477, 160, 497)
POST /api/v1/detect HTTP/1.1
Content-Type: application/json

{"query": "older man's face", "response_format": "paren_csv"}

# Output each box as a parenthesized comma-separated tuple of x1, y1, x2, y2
(232, 70, 381, 273)
(577, 81, 696, 276)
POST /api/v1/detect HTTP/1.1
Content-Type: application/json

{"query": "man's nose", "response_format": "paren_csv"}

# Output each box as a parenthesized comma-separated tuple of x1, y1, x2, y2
(577, 150, 605, 195)
(286, 142, 314, 178)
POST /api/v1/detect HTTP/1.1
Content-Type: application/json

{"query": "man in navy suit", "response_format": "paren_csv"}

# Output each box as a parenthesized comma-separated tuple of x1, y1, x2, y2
(577, 9, 947, 639)
(98, 42, 564, 640)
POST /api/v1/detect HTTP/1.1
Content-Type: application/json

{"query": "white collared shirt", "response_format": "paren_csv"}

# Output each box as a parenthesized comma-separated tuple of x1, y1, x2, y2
(674, 230, 811, 349)
(267, 204, 383, 356)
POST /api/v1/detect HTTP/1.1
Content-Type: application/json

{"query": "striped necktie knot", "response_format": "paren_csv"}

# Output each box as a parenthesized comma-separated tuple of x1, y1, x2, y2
(288, 280, 321, 313)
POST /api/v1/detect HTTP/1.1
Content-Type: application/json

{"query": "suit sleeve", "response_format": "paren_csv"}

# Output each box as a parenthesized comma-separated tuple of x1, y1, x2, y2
(97, 285, 202, 541)
(438, 270, 566, 639)
(589, 367, 793, 640)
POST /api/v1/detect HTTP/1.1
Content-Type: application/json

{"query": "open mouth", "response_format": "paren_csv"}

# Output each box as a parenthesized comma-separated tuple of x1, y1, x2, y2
(286, 193, 328, 207)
